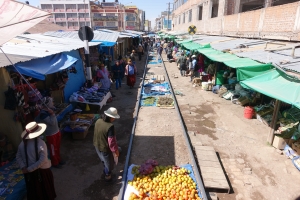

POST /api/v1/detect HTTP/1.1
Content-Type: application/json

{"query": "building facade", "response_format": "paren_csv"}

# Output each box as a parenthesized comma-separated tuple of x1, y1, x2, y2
(172, 0, 300, 41)
(40, 0, 146, 31)
(40, 0, 92, 30)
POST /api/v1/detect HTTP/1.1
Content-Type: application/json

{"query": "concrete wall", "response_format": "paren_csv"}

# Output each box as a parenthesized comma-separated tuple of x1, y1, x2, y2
(173, 0, 300, 41)
(0, 68, 23, 150)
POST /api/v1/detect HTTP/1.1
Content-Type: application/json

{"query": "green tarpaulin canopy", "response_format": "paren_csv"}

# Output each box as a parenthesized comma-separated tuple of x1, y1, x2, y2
(193, 46, 273, 80)
(177, 39, 192, 44)
(241, 69, 300, 109)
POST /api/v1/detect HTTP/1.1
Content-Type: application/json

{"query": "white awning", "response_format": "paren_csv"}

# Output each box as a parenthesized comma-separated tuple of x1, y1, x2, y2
(0, 0, 51, 45)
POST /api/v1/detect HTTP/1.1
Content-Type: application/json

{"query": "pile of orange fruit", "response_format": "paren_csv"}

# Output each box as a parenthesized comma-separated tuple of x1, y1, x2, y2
(128, 165, 202, 200)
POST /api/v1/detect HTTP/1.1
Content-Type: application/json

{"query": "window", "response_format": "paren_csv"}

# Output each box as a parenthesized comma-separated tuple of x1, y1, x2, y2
(56, 22, 67, 27)
(67, 13, 77, 18)
(127, 22, 135, 26)
(188, 9, 192, 22)
(68, 22, 78, 27)
(41, 4, 52, 9)
(106, 22, 116, 26)
(198, 5, 203, 20)
(182, 13, 185, 23)
(211, 2, 219, 18)
(78, 4, 89, 10)
(79, 22, 88, 27)
(54, 13, 65, 18)
(66, 4, 76, 10)
(79, 13, 89, 18)
(53, 4, 64, 10)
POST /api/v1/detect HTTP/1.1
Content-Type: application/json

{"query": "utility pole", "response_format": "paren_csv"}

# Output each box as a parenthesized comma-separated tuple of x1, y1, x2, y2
(167, 2, 170, 30)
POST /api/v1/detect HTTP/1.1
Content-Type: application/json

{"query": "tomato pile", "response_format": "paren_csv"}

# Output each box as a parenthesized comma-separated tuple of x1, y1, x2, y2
(128, 161, 202, 200)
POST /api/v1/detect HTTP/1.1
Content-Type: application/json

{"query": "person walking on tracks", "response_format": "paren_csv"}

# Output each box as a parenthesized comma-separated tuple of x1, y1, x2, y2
(137, 44, 144, 61)
(177, 52, 187, 77)
(93, 107, 120, 182)
(190, 55, 197, 81)
(125, 59, 137, 89)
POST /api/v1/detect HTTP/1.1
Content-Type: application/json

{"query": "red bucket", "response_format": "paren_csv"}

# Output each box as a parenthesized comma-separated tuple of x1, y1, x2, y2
(244, 106, 254, 119)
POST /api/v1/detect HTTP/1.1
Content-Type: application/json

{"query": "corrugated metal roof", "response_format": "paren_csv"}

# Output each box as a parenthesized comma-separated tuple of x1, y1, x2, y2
(0, 34, 101, 68)
(0, 53, 36, 68)
(43, 31, 119, 42)
(193, 36, 232, 45)
(210, 38, 265, 51)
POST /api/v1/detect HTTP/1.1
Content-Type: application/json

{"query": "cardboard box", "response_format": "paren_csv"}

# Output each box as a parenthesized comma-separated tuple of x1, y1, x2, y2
(292, 142, 300, 155)
(272, 136, 289, 150)
(72, 128, 89, 140)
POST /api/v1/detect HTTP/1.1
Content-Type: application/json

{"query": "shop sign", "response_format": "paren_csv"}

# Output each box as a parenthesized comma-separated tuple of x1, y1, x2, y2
(94, 16, 118, 21)
(126, 26, 135, 30)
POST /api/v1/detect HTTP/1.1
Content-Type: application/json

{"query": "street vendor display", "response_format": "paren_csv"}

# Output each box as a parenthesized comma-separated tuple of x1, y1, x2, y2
(69, 85, 111, 110)
(0, 160, 26, 200)
(124, 160, 202, 200)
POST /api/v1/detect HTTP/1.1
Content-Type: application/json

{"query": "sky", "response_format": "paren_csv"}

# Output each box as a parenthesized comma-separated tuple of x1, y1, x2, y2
(20, 0, 173, 28)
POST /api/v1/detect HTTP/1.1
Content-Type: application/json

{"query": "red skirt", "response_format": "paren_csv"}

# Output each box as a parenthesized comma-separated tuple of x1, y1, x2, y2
(24, 168, 56, 200)
(127, 74, 136, 87)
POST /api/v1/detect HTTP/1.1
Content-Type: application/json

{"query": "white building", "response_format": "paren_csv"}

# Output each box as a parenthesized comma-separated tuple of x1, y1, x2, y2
(40, 0, 92, 30)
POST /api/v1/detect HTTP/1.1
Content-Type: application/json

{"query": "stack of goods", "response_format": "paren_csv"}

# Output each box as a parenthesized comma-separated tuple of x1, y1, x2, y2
(69, 85, 110, 103)
(126, 160, 202, 200)
(254, 104, 274, 126)
(141, 97, 157, 107)
(63, 114, 94, 130)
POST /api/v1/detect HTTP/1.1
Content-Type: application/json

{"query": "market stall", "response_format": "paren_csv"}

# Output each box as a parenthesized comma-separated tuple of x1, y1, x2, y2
(61, 113, 99, 140)
(69, 86, 112, 111)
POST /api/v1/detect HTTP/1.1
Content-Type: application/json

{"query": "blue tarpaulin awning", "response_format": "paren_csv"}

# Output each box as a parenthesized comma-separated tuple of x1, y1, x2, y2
(92, 40, 116, 47)
(15, 53, 78, 80)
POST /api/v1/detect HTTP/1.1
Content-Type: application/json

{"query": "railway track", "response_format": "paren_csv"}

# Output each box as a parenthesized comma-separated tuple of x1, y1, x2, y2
(118, 47, 208, 200)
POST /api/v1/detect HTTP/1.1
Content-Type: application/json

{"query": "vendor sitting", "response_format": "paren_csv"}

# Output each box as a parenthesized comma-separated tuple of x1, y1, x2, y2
(0, 133, 15, 166)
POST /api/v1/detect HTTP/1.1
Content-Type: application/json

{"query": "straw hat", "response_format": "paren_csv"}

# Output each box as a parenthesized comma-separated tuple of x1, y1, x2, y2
(21, 122, 47, 140)
(104, 107, 120, 119)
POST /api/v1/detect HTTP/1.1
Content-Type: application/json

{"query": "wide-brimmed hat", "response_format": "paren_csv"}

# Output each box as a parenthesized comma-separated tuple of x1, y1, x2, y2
(104, 107, 120, 119)
(21, 122, 47, 140)
(192, 55, 196, 58)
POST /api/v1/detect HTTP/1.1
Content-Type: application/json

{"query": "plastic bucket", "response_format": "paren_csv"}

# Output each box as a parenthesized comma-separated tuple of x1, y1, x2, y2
(244, 106, 254, 119)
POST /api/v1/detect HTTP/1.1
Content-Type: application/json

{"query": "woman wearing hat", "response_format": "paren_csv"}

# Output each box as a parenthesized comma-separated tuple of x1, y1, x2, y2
(125, 59, 137, 89)
(93, 107, 120, 182)
(96, 63, 111, 90)
(16, 121, 56, 200)
(35, 97, 64, 168)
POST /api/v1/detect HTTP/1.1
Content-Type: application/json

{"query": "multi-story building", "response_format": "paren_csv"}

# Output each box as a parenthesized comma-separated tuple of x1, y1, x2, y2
(172, 0, 300, 41)
(40, 0, 92, 30)
(90, 1, 121, 31)
(138, 10, 146, 31)
(155, 17, 162, 31)
(158, 11, 172, 31)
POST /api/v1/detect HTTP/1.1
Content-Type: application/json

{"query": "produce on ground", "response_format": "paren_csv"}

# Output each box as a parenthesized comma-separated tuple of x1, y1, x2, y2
(128, 160, 201, 200)
(157, 97, 173, 106)
(143, 97, 156, 106)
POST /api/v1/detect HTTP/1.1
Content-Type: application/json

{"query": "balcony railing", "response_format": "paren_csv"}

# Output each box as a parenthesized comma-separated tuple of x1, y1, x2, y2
(66, 9, 78, 12)
(53, 9, 65, 12)
(43, 9, 53, 12)
(79, 18, 90, 21)
(47, 18, 55, 22)
(55, 18, 67, 21)
(78, 9, 89, 13)
(67, 18, 78, 21)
